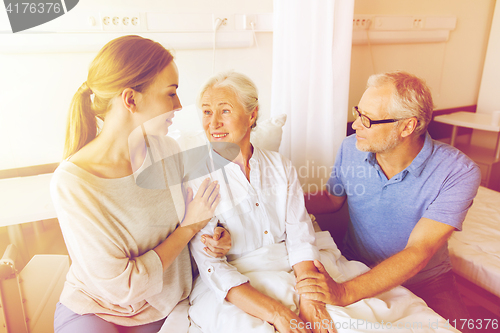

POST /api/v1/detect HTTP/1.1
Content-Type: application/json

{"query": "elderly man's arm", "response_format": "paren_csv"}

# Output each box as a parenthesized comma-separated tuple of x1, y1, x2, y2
(304, 190, 346, 215)
(295, 217, 455, 306)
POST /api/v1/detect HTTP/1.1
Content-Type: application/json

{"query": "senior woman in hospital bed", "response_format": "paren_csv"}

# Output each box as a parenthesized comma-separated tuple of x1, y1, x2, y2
(186, 71, 459, 333)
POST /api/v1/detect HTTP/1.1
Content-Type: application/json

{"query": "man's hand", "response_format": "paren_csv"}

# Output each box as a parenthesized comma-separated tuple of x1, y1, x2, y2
(201, 226, 231, 258)
(295, 260, 350, 307)
(299, 299, 337, 333)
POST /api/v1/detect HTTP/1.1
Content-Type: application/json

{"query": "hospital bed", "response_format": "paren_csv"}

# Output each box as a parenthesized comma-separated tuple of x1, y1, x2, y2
(448, 185, 500, 317)
(0, 109, 460, 333)
(167, 111, 458, 333)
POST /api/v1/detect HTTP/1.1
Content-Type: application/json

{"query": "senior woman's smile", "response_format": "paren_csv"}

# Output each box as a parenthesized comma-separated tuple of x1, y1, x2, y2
(201, 86, 256, 148)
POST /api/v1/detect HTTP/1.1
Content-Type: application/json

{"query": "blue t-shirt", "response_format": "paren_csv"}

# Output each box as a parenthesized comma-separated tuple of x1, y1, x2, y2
(327, 133, 481, 285)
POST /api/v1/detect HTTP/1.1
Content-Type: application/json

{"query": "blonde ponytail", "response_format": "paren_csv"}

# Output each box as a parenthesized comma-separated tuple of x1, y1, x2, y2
(63, 82, 96, 159)
(62, 35, 174, 159)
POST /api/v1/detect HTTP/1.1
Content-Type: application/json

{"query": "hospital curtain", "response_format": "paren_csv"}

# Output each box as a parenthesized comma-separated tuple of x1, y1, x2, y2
(271, 0, 354, 191)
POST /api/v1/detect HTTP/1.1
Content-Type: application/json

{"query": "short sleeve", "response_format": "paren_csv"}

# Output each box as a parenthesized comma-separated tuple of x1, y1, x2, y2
(423, 161, 481, 230)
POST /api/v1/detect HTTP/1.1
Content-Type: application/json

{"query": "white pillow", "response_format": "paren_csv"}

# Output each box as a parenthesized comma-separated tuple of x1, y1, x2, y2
(250, 113, 287, 152)
(167, 104, 286, 152)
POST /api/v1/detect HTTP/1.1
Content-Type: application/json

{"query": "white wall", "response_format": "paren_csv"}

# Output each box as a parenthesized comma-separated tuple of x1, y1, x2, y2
(0, 0, 273, 170)
(472, 0, 500, 149)
(1, 0, 497, 170)
(477, 0, 500, 113)
(348, 0, 496, 121)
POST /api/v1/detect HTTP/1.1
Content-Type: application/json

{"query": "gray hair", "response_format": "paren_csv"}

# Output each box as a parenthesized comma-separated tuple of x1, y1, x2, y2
(197, 70, 259, 128)
(367, 71, 434, 137)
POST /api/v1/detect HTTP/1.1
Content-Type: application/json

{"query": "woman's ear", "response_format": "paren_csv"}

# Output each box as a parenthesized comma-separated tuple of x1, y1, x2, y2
(250, 106, 258, 127)
(122, 88, 138, 113)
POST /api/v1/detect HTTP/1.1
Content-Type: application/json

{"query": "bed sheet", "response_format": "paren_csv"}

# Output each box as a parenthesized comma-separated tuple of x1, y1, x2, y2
(448, 186, 500, 298)
(188, 231, 458, 333)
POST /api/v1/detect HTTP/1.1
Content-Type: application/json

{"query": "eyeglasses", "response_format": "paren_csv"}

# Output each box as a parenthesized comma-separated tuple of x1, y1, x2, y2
(352, 106, 400, 129)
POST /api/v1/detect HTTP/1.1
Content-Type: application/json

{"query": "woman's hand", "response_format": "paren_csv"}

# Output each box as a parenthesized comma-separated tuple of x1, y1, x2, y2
(201, 226, 231, 257)
(299, 299, 337, 333)
(270, 307, 312, 333)
(226, 283, 311, 333)
(181, 178, 220, 232)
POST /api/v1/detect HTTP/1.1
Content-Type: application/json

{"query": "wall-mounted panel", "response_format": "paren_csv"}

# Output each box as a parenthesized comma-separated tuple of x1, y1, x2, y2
(352, 15, 457, 44)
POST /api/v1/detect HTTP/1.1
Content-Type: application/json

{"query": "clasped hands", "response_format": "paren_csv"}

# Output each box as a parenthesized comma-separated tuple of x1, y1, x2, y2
(293, 259, 355, 332)
(295, 260, 350, 307)
(201, 226, 231, 257)
(282, 259, 352, 333)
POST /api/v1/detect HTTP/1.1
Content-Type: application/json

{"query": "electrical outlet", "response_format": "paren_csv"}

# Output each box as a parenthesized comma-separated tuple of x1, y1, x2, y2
(100, 12, 143, 31)
(88, 15, 97, 28)
(124, 13, 142, 31)
(235, 14, 253, 30)
(412, 16, 425, 29)
(353, 15, 372, 30)
(234, 13, 273, 31)
(212, 14, 233, 31)
(244, 14, 256, 30)
(122, 16, 130, 26)
(102, 15, 111, 27)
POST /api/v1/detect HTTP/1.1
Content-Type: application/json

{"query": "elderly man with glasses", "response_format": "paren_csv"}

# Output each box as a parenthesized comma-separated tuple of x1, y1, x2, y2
(300, 71, 480, 331)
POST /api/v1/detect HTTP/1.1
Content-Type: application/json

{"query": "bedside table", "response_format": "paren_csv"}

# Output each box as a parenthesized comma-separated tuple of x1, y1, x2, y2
(433, 112, 500, 190)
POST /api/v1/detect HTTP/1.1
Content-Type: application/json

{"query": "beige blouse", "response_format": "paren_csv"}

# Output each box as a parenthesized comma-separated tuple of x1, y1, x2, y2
(50, 136, 191, 326)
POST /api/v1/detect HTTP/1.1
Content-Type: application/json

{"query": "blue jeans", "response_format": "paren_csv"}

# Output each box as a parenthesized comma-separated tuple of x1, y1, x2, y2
(54, 302, 166, 333)
(405, 270, 475, 333)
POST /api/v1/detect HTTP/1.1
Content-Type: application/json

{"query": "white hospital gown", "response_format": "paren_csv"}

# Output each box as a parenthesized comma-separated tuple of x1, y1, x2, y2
(186, 145, 319, 303)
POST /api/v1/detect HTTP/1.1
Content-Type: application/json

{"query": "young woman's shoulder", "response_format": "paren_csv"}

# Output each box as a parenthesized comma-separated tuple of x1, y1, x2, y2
(64, 140, 123, 178)
(50, 160, 95, 205)
(51, 159, 109, 191)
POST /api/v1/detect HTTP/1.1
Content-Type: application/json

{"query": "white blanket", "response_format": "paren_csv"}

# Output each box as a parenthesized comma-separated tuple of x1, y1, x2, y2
(187, 232, 459, 333)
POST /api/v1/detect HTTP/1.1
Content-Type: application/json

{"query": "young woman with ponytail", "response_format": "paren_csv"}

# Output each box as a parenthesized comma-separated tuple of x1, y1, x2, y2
(51, 35, 227, 333)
